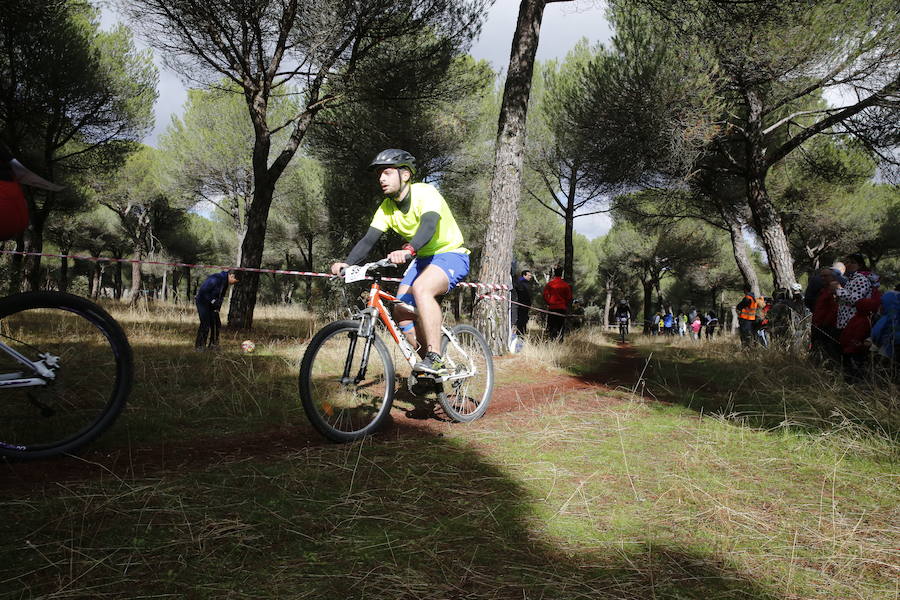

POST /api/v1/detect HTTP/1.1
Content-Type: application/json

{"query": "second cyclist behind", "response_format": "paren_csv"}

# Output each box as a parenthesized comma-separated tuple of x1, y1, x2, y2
(614, 299, 632, 332)
(330, 149, 470, 378)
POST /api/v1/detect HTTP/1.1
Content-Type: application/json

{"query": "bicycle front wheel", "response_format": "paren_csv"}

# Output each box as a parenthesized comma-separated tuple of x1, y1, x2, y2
(0, 292, 133, 460)
(438, 324, 493, 422)
(299, 320, 395, 442)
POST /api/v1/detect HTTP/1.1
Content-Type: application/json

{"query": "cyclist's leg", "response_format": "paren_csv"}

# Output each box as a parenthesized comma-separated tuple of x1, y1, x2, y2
(393, 283, 420, 352)
(409, 265, 450, 355)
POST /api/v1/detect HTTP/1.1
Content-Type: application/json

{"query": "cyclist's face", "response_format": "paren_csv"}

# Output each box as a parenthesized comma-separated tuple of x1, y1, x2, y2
(378, 167, 407, 195)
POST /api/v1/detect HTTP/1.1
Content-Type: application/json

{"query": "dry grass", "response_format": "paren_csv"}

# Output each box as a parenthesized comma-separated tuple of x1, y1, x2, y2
(1, 306, 897, 599)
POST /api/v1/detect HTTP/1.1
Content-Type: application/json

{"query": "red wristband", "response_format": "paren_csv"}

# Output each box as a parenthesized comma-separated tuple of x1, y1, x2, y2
(402, 243, 416, 257)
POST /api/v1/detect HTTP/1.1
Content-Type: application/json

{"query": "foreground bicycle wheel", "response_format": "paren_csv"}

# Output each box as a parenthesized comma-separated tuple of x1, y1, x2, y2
(299, 320, 395, 442)
(0, 292, 133, 460)
(438, 324, 493, 422)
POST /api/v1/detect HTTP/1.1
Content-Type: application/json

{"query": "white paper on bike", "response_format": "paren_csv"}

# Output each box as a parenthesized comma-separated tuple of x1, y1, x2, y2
(344, 265, 368, 283)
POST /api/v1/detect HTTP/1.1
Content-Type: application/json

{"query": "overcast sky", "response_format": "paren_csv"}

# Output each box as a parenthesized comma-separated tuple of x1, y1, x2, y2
(102, 0, 614, 237)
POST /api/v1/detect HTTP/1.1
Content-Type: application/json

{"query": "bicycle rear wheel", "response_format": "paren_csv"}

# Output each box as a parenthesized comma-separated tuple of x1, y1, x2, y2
(299, 320, 395, 442)
(0, 292, 133, 460)
(438, 324, 493, 422)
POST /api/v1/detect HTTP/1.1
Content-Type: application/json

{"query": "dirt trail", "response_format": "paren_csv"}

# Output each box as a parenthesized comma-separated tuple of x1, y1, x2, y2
(1, 343, 649, 492)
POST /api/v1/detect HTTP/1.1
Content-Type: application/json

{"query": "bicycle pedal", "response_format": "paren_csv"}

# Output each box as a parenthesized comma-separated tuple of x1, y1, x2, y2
(408, 374, 442, 396)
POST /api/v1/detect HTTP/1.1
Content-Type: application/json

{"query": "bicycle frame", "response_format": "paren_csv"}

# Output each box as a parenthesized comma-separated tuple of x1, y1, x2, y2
(342, 261, 476, 384)
(0, 340, 54, 389)
(361, 281, 474, 382)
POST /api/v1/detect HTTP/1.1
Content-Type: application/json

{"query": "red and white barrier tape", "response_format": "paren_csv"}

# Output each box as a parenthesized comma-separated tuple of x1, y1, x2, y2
(508, 297, 577, 318)
(0, 250, 511, 292)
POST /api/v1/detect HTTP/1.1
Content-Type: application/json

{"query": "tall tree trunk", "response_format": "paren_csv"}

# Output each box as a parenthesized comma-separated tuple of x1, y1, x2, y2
(59, 251, 69, 293)
(171, 267, 180, 303)
(642, 279, 653, 334)
(91, 263, 105, 299)
(228, 175, 277, 329)
(603, 286, 612, 329)
(563, 195, 575, 283)
(130, 252, 142, 304)
(114, 259, 124, 300)
(161, 269, 168, 302)
(745, 88, 797, 291)
(8, 235, 25, 294)
(23, 219, 45, 291)
(474, 0, 559, 354)
(722, 209, 761, 297)
(305, 235, 313, 303)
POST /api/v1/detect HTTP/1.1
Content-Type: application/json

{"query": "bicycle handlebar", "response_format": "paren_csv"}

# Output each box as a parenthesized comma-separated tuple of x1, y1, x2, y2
(340, 258, 398, 283)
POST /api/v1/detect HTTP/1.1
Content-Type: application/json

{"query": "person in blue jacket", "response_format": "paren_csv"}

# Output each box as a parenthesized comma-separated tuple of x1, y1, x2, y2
(871, 290, 899, 361)
(195, 270, 240, 350)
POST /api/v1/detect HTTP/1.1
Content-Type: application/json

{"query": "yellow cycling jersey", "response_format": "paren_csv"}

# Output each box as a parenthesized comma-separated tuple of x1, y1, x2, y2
(369, 182, 469, 257)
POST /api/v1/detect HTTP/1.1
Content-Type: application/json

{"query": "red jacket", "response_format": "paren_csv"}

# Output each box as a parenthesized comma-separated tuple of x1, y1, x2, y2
(542, 277, 572, 310)
(840, 297, 880, 355)
(812, 287, 837, 328)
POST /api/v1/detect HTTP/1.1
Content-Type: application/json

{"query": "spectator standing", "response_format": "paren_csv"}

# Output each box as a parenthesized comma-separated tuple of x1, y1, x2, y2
(767, 288, 795, 341)
(513, 270, 534, 334)
(690, 316, 703, 339)
(811, 267, 841, 363)
(840, 297, 880, 378)
(871, 290, 899, 361)
(543, 267, 572, 341)
(705, 310, 718, 339)
(833, 254, 873, 332)
(663, 311, 674, 335)
(736, 284, 758, 348)
(755, 297, 773, 347)
(195, 270, 240, 350)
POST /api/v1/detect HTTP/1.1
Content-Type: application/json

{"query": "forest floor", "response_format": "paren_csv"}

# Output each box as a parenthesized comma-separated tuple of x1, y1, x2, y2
(1, 303, 897, 599)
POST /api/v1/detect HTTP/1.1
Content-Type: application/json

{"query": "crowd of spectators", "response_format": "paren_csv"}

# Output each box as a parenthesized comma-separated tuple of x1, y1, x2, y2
(804, 253, 897, 379)
(509, 252, 899, 381)
(647, 307, 720, 340)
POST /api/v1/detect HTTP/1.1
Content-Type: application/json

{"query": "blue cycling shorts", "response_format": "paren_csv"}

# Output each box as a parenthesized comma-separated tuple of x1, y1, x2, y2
(398, 251, 470, 306)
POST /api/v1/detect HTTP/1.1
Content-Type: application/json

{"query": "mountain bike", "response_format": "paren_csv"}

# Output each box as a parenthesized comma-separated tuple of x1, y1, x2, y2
(618, 316, 629, 343)
(0, 291, 133, 460)
(299, 258, 494, 443)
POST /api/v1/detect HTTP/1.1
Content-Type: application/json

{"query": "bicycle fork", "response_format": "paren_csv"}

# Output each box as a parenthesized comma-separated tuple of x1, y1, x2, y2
(340, 312, 379, 385)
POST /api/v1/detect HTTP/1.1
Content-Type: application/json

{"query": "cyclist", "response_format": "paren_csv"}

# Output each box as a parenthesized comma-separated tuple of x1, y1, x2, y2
(0, 142, 64, 241)
(614, 299, 631, 333)
(330, 149, 469, 377)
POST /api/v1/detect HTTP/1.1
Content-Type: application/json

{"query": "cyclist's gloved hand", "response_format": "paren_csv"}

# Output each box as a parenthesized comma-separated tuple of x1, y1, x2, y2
(387, 248, 413, 265)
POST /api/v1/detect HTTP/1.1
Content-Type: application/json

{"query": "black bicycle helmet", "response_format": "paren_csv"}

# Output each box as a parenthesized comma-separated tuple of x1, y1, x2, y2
(368, 149, 417, 176)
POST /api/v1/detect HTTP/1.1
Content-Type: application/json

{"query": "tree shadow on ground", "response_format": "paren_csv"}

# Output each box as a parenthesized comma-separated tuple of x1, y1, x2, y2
(1, 425, 786, 600)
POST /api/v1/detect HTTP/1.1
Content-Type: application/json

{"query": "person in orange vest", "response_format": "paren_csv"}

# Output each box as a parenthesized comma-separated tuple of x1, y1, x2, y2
(543, 266, 573, 341)
(736, 284, 758, 348)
